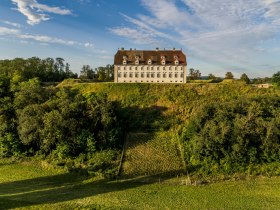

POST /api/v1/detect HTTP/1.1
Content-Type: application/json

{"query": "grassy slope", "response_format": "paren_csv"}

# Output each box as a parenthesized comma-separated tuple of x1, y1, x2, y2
(1, 159, 280, 209)
(58, 81, 280, 177)
(121, 132, 184, 176)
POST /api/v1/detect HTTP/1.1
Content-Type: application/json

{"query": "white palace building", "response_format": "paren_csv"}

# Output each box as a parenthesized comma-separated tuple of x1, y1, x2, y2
(114, 48, 187, 83)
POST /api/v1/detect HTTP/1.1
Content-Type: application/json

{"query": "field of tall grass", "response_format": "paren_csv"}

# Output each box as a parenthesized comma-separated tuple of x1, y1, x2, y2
(121, 132, 184, 176)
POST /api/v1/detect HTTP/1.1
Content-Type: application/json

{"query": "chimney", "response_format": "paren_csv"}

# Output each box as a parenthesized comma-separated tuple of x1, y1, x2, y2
(121, 47, 124, 50)
(156, 47, 159, 51)
(173, 47, 176, 51)
(130, 48, 132, 51)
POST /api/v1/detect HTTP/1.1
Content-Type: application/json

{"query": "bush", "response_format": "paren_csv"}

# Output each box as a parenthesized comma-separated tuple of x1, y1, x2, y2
(181, 96, 280, 175)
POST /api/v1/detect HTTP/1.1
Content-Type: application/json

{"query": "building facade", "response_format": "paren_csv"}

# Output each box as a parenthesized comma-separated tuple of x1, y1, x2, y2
(114, 49, 187, 83)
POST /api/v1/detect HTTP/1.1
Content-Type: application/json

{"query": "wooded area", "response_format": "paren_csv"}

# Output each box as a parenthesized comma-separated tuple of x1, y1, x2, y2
(1, 57, 280, 178)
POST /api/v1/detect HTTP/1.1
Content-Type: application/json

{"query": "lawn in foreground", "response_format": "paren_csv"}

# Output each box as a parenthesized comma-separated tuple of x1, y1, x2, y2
(0, 159, 280, 209)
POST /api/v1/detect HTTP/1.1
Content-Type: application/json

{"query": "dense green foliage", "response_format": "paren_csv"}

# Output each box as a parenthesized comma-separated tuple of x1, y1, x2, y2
(240, 73, 250, 84)
(0, 57, 77, 82)
(80, 64, 114, 81)
(225, 72, 234, 79)
(62, 81, 280, 176)
(181, 97, 280, 175)
(0, 59, 123, 176)
(272, 71, 280, 86)
(1, 60, 280, 177)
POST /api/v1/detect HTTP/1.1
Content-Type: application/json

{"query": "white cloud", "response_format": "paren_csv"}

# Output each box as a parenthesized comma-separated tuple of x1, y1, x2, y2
(1, 20, 21, 28)
(0, 26, 20, 35)
(111, 0, 280, 75)
(0, 26, 94, 49)
(84, 42, 94, 48)
(11, 0, 72, 25)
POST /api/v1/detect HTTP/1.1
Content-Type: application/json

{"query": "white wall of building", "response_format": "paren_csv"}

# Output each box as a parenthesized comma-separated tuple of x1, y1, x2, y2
(114, 65, 187, 83)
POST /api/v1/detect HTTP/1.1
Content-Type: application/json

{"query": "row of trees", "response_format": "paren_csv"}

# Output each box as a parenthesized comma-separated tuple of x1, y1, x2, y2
(188, 68, 280, 85)
(80, 64, 114, 81)
(0, 57, 77, 82)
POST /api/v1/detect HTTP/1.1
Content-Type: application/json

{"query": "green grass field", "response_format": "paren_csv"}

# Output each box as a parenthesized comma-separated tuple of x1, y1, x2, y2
(1, 159, 280, 209)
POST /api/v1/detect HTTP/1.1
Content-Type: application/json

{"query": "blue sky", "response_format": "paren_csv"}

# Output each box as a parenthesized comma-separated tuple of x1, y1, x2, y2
(1, 0, 280, 77)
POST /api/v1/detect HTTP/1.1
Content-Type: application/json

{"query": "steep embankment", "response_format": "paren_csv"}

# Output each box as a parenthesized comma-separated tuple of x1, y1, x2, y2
(58, 80, 280, 176)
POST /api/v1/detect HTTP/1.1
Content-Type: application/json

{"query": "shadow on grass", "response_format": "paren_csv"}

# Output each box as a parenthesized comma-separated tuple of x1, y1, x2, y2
(116, 104, 169, 132)
(0, 171, 182, 209)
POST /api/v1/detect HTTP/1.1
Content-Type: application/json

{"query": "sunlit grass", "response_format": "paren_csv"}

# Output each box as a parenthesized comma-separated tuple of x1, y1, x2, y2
(1, 159, 280, 209)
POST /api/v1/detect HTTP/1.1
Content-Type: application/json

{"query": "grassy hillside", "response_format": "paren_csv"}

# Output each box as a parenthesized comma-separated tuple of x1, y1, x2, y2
(58, 80, 280, 177)
(1, 159, 280, 209)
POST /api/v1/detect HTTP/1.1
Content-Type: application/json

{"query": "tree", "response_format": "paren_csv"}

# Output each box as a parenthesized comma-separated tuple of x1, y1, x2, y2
(189, 68, 201, 80)
(225, 72, 234, 79)
(95, 67, 106, 81)
(208, 73, 216, 80)
(240, 73, 250, 84)
(272, 71, 280, 86)
(80, 65, 95, 79)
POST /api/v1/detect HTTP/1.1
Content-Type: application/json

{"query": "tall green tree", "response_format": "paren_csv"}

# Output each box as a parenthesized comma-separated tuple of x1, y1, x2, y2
(225, 72, 234, 79)
(272, 71, 280, 86)
(189, 68, 201, 80)
(240, 73, 250, 84)
(208, 73, 216, 80)
(80, 65, 95, 79)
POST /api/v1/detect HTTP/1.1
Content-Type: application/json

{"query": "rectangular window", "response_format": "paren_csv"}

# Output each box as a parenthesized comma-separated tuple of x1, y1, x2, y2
(147, 73, 150, 78)
(151, 67, 154, 70)
(151, 73, 155, 78)
(157, 67, 160, 70)
(180, 73, 184, 78)
(124, 73, 127, 78)
(157, 73, 160, 78)
(169, 73, 172, 78)
(118, 66, 120, 70)
(169, 66, 172, 70)
(129, 73, 133, 78)
(163, 73, 166, 78)
(135, 73, 139, 78)
(129, 67, 132, 70)
(118, 73, 121, 78)
(175, 73, 178, 78)
(141, 73, 144, 78)
(135, 67, 138, 70)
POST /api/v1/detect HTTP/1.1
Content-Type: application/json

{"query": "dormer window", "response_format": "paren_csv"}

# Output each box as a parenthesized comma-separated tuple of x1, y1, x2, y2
(161, 55, 166, 65)
(148, 59, 152, 65)
(123, 55, 127, 65)
(174, 55, 179, 65)
(135, 55, 140, 65)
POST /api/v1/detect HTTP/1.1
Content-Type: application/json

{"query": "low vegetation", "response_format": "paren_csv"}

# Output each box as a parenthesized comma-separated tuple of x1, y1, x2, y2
(1, 159, 280, 209)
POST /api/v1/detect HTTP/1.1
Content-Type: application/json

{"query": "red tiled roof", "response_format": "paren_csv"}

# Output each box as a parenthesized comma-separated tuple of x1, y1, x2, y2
(114, 49, 187, 65)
